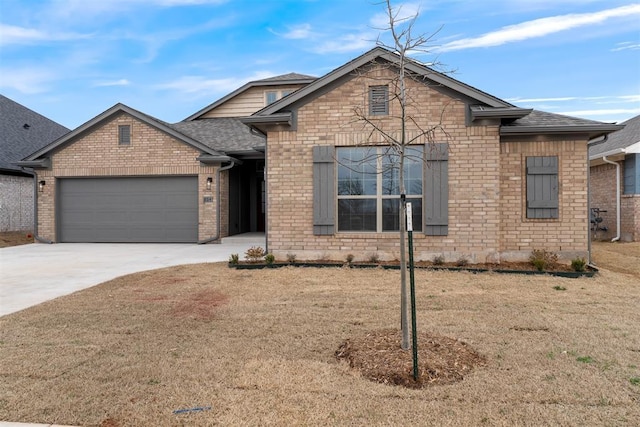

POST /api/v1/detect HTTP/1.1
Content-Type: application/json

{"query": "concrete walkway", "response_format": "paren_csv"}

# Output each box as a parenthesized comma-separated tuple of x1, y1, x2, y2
(0, 233, 264, 317)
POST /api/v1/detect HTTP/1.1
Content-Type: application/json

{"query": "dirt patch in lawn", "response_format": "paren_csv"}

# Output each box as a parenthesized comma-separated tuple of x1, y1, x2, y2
(1, 251, 639, 426)
(0, 231, 33, 248)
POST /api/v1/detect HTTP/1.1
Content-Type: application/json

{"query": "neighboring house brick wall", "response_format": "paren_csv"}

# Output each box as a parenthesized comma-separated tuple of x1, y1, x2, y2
(267, 67, 506, 263)
(590, 162, 620, 241)
(0, 175, 33, 232)
(621, 194, 640, 241)
(500, 139, 589, 260)
(36, 113, 221, 242)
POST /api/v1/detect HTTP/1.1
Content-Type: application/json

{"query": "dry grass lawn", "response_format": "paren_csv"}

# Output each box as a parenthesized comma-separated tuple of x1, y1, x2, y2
(0, 242, 638, 426)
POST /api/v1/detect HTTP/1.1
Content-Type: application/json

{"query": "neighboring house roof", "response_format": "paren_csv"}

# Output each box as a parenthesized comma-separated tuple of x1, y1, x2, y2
(589, 114, 640, 159)
(19, 103, 230, 168)
(244, 47, 622, 140)
(184, 73, 317, 121)
(0, 94, 69, 175)
(170, 118, 265, 154)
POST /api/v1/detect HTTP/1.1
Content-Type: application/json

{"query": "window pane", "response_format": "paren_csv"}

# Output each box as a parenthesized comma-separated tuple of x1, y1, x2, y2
(265, 91, 278, 105)
(381, 146, 423, 195)
(338, 199, 376, 231)
(382, 198, 422, 231)
(337, 147, 377, 195)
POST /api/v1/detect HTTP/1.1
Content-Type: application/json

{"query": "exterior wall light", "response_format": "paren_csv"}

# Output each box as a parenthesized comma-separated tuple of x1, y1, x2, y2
(206, 177, 212, 190)
(38, 180, 46, 193)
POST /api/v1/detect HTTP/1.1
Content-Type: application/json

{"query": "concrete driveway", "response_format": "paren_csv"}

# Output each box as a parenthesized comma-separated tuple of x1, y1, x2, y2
(0, 234, 264, 317)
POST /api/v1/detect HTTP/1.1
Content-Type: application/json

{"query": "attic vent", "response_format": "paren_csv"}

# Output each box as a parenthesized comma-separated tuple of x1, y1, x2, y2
(118, 125, 131, 145)
(23, 123, 30, 129)
(369, 85, 389, 116)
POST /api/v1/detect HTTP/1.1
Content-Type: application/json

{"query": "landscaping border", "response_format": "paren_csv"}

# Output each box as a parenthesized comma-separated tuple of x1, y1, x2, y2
(228, 262, 597, 278)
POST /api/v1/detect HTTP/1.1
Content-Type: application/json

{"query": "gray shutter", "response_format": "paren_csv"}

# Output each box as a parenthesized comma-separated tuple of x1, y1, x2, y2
(424, 143, 449, 235)
(526, 156, 558, 219)
(313, 145, 335, 235)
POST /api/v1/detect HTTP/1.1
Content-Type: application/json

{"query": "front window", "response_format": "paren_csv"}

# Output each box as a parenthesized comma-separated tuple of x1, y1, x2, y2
(337, 146, 423, 232)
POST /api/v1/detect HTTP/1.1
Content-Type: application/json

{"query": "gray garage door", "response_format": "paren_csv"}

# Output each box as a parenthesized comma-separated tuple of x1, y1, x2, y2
(58, 177, 198, 243)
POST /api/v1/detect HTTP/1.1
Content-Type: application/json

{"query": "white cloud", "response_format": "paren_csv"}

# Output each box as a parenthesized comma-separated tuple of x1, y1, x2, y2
(0, 67, 56, 94)
(439, 4, 640, 52)
(277, 24, 316, 40)
(49, 0, 227, 16)
(558, 108, 640, 117)
(93, 79, 131, 87)
(369, 2, 422, 29)
(611, 41, 640, 52)
(0, 23, 92, 46)
(312, 31, 377, 54)
(157, 71, 275, 96)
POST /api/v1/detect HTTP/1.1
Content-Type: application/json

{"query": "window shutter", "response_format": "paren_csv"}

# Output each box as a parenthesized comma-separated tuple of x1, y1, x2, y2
(526, 156, 558, 219)
(369, 86, 389, 116)
(313, 145, 335, 235)
(424, 143, 449, 235)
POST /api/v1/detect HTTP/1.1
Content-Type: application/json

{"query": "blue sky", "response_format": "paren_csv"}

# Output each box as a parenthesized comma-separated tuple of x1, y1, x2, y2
(1, 0, 639, 129)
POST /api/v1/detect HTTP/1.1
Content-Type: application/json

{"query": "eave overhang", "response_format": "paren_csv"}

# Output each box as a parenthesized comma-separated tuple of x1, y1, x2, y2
(196, 154, 242, 165)
(470, 106, 532, 121)
(14, 158, 51, 169)
(500, 124, 624, 140)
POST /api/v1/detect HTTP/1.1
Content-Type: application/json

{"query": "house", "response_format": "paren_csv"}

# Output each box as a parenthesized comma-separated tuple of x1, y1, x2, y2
(20, 47, 622, 263)
(589, 114, 640, 242)
(0, 95, 69, 232)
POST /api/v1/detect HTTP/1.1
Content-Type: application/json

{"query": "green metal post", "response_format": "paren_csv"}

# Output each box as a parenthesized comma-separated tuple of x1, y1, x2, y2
(407, 203, 419, 381)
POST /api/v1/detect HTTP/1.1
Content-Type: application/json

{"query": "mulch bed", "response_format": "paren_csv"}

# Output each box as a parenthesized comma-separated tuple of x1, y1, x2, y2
(336, 329, 486, 389)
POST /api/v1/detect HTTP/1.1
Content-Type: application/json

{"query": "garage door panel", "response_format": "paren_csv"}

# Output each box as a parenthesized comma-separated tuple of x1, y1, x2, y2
(58, 177, 198, 243)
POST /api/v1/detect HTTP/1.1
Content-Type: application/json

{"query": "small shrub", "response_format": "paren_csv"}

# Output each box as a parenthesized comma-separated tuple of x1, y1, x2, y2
(264, 253, 275, 265)
(368, 253, 379, 263)
(245, 246, 265, 263)
(286, 253, 297, 263)
(456, 256, 469, 267)
(229, 253, 239, 265)
(433, 254, 445, 265)
(571, 257, 587, 272)
(345, 254, 354, 264)
(529, 249, 558, 271)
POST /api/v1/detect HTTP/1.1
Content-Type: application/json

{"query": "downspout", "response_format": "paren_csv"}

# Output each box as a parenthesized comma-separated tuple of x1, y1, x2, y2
(197, 161, 235, 244)
(21, 168, 53, 244)
(602, 156, 621, 242)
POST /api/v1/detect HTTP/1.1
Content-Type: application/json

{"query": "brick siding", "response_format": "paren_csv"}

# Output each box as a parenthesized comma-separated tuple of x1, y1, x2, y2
(266, 66, 590, 263)
(36, 112, 222, 242)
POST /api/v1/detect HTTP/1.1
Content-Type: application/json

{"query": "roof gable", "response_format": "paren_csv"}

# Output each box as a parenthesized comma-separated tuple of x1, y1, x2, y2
(185, 73, 317, 121)
(252, 47, 513, 118)
(0, 95, 69, 174)
(21, 103, 222, 164)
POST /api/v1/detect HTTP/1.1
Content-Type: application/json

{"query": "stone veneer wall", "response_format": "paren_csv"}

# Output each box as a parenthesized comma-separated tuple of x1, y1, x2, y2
(0, 174, 34, 232)
(36, 112, 220, 242)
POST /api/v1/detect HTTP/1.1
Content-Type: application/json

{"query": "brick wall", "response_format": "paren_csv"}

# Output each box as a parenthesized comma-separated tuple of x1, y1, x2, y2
(500, 139, 589, 261)
(0, 175, 34, 232)
(36, 112, 220, 242)
(589, 163, 619, 240)
(266, 66, 590, 263)
(621, 195, 640, 241)
(267, 67, 504, 263)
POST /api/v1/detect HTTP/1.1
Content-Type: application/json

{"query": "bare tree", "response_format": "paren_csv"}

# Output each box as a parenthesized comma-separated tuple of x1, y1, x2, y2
(345, 0, 449, 350)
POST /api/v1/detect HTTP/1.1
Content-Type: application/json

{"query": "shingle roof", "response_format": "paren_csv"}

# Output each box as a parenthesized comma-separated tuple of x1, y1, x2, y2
(500, 110, 623, 138)
(0, 95, 69, 174)
(589, 114, 640, 157)
(170, 118, 265, 153)
(258, 73, 317, 82)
